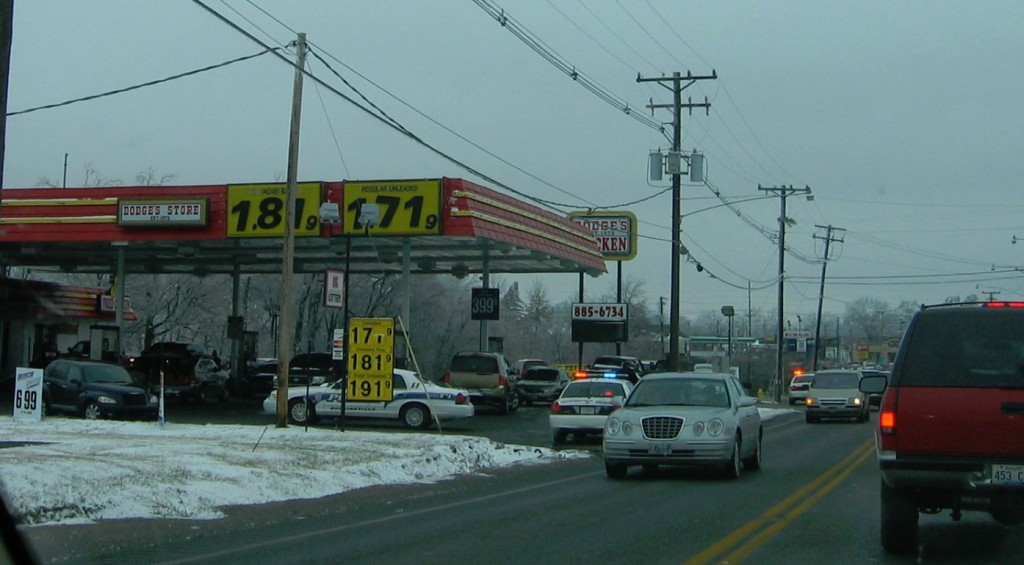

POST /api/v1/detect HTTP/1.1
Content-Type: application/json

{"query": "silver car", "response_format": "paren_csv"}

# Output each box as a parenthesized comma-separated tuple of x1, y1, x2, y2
(804, 369, 869, 423)
(602, 369, 762, 479)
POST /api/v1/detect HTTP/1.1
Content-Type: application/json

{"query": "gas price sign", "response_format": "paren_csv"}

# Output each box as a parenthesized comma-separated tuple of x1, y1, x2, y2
(347, 317, 395, 401)
(227, 182, 322, 238)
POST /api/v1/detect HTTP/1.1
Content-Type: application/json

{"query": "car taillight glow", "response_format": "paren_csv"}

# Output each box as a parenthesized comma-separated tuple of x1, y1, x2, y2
(441, 373, 450, 384)
(985, 301, 1024, 308)
(877, 386, 899, 450)
(455, 392, 466, 405)
(551, 401, 562, 414)
(498, 375, 507, 386)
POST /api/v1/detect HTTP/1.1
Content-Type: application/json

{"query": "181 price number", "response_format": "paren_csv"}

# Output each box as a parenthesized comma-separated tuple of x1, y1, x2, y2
(227, 183, 322, 238)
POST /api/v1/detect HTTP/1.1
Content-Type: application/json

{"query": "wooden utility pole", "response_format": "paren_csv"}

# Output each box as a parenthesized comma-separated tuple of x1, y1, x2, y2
(758, 184, 812, 401)
(812, 224, 845, 371)
(276, 33, 306, 427)
(638, 70, 715, 371)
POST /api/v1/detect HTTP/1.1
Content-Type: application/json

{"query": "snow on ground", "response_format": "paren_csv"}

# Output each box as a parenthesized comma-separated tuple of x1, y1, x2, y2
(0, 407, 795, 527)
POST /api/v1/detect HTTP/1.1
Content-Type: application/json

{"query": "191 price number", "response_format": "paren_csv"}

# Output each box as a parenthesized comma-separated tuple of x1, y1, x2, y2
(572, 303, 627, 320)
(348, 376, 392, 401)
(227, 183, 322, 238)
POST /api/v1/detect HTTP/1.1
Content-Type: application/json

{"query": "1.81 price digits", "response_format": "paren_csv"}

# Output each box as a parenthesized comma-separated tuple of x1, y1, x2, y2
(350, 353, 393, 373)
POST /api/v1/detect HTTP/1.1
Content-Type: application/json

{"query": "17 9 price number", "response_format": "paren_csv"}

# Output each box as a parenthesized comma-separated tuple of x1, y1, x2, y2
(227, 183, 322, 238)
(571, 303, 627, 321)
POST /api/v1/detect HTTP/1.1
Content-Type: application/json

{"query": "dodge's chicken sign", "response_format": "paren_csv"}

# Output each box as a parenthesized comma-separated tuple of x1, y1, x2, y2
(569, 211, 637, 261)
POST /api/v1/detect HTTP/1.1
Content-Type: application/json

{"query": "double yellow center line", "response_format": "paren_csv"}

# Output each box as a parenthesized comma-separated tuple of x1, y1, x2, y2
(684, 439, 875, 565)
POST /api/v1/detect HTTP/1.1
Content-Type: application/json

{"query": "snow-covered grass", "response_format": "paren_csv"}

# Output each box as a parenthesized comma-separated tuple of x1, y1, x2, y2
(0, 407, 795, 526)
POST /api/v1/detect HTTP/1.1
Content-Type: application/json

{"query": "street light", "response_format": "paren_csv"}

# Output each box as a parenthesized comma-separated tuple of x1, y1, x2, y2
(721, 305, 735, 359)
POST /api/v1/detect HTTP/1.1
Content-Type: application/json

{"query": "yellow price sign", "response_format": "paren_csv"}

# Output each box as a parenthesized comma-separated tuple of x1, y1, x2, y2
(227, 182, 322, 238)
(347, 317, 395, 401)
(342, 179, 442, 235)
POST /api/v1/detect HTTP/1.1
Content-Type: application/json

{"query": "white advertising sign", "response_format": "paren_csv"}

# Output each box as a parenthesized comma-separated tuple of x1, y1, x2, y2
(325, 269, 344, 308)
(13, 367, 43, 422)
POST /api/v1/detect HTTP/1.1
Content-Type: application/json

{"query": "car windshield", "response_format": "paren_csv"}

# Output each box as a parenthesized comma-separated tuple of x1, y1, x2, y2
(626, 378, 730, 407)
(811, 373, 860, 389)
(81, 365, 134, 385)
(561, 382, 626, 398)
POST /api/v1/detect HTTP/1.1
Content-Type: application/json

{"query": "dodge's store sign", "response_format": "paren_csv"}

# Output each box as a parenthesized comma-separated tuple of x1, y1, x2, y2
(118, 199, 209, 228)
(569, 210, 637, 261)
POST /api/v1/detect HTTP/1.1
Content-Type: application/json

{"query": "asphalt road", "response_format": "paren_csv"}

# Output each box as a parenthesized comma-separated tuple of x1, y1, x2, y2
(18, 401, 1024, 564)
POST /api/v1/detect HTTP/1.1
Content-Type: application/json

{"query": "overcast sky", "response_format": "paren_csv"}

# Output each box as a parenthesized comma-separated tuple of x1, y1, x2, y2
(5, 1, 1024, 323)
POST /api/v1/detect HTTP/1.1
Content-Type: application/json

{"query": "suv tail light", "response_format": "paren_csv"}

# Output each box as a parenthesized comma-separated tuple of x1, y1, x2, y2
(984, 301, 1024, 308)
(441, 373, 450, 384)
(498, 375, 507, 387)
(877, 386, 900, 450)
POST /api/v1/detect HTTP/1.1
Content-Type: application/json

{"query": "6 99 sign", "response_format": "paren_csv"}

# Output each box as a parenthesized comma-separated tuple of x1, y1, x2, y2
(347, 317, 395, 401)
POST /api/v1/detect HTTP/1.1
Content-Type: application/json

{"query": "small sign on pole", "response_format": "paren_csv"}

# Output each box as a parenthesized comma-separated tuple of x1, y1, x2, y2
(324, 269, 344, 308)
(13, 367, 43, 422)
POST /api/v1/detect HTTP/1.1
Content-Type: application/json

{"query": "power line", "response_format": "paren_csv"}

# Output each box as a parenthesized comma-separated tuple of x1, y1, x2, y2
(6, 48, 282, 116)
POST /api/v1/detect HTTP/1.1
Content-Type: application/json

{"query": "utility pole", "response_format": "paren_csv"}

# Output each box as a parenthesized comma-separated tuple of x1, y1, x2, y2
(1, 0, 13, 192)
(276, 33, 306, 427)
(981, 289, 1001, 301)
(659, 296, 666, 355)
(758, 184, 812, 402)
(639, 70, 716, 371)
(812, 224, 845, 371)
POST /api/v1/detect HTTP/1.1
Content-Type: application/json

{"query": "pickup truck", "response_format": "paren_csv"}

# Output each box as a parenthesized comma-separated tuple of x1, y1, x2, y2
(441, 351, 519, 414)
(125, 342, 230, 404)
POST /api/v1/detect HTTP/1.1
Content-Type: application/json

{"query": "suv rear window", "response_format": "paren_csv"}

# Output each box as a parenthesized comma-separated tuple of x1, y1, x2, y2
(899, 307, 1024, 387)
(450, 355, 499, 373)
(522, 368, 558, 381)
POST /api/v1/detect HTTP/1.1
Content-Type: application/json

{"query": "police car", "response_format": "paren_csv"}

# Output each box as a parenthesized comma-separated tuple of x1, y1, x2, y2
(262, 369, 474, 429)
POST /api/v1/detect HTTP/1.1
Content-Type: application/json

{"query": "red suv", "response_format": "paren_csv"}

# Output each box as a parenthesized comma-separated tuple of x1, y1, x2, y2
(861, 302, 1024, 553)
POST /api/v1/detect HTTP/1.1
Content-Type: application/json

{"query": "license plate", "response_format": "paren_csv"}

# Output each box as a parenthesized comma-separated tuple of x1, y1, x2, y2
(648, 443, 671, 456)
(992, 464, 1024, 484)
(579, 406, 596, 415)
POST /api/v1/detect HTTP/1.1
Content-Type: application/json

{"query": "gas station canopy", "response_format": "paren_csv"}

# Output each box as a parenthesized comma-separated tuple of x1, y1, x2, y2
(0, 178, 607, 278)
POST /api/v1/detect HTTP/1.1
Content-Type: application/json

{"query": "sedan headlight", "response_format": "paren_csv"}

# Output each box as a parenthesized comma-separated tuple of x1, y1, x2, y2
(805, 397, 817, 406)
(850, 397, 862, 406)
(97, 395, 117, 404)
(692, 421, 706, 436)
(149, 395, 158, 404)
(621, 420, 633, 435)
(707, 418, 724, 436)
(606, 417, 621, 435)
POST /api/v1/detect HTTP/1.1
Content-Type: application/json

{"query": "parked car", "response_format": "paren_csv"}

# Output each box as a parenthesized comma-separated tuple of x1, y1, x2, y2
(441, 351, 519, 414)
(513, 358, 547, 377)
(246, 358, 278, 396)
(860, 301, 1024, 554)
(125, 342, 230, 404)
(592, 354, 644, 379)
(804, 369, 869, 423)
(42, 359, 158, 420)
(603, 367, 762, 479)
(788, 373, 813, 405)
(287, 352, 342, 387)
(550, 377, 633, 444)
(518, 366, 570, 405)
(263, 369, 474, 429)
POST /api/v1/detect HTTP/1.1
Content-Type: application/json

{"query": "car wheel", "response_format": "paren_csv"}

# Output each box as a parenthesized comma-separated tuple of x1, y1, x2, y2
(605, 461, 628, 479)
(509, 391, 521, 413)
(82, 401, 101, 420)
(552, 428, 568, 445)
(288, 398, 316, 425)
(722, 436, 742, 479)
(400, 403, 430, 429)
(880, 478, 918, 554)
(743, 431, 763, 471)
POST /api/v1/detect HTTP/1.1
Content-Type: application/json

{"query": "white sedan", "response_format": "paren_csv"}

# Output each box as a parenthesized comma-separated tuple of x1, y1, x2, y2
(602, 369, 763, 480)
(263, 369, 474, 429)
